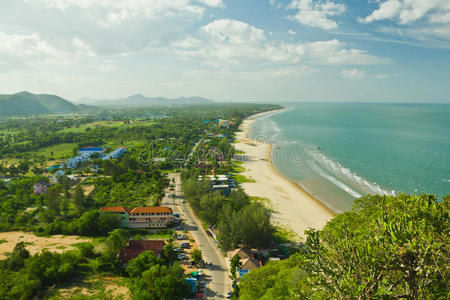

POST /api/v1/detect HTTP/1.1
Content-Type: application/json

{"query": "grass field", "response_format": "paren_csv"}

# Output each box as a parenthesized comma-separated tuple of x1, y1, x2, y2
(35, 143, 78, 160)
(60, 120, 154, 133)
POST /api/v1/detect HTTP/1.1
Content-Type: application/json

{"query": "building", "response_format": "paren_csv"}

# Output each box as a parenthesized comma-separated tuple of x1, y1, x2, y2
(52, 170, 65, 184)
(119, 240, 165, 264)
(99, 206, 130, 227)
(79, 147, 104, 156)
(230, 247, 261, 277)
(199, 175, 232, 195)
(33, 182, 47, 195)
(128, 206, 174, 228)
(103, 147, 127, 160)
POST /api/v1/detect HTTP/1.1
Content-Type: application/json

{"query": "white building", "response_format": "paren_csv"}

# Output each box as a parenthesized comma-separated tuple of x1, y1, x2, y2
(128, 206, 174, 228)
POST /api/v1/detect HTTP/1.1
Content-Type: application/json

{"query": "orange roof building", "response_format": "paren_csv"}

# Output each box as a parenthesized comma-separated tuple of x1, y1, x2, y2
(99, 206, 130, 213)
(99, 206, 130, 227)
(129, 206, 174, 229)
(99, 206, 174, 229)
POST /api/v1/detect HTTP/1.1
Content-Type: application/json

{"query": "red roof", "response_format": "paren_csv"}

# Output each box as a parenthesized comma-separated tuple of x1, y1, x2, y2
(99, 206, 129, 213)
(130, 206, 172, 214)
(119, 240, 165, 264)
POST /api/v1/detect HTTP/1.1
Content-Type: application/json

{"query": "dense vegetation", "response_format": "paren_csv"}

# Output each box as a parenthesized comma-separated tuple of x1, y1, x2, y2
(182, 176, 274, 251)
(0, 103, 280, 298)
(238, 194, 450, 299)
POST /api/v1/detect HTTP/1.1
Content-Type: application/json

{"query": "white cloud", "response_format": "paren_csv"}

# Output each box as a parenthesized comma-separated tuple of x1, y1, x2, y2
(0, 31, 63, 57)
(196, 0, 225, 8)
(288, 29, 297, 35)
(172, 19, 386, 68)
(341, 68, 366, 79)
(24, 0, 207, 26)
(359, 0, 450, 25)
(287, 0, 346, 30)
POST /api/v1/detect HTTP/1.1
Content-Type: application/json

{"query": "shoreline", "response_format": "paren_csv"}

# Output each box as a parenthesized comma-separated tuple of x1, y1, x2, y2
(235, 109, 335, 238)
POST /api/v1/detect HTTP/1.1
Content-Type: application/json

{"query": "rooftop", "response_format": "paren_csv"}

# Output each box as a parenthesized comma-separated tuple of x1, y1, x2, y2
(119, 240, 165, 264)
(99, 206, 130, 213)
(130, 206, 173, 214)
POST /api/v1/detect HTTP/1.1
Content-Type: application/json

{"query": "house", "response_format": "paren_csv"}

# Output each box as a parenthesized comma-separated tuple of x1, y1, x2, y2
(119, 240, 165, 264)
(199, 175, 232, 195)
(99, 206, 130, 227)
(218, 119, 231, 127)
(230, 247, 261, 277)
(213, 184, 230, 195)
(33, 182, 47, 195)
(128, 206, 174, 228)
(52, 170, 65, 184)
(103, 147, 127, 160)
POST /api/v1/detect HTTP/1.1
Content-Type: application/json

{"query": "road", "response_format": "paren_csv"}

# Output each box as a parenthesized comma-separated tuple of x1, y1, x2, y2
(162, 173, 231, 299)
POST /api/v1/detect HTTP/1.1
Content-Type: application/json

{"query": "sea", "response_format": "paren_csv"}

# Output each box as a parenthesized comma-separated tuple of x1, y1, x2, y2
(249, 102, 450, 213)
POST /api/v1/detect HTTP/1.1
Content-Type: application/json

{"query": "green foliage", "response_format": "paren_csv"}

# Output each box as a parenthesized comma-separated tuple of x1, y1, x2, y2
(0, 242, 88, 299)
(182, 175, 274, 251)
(128, 263, 188, 300)
(190, 249, 203, 265)
(126, 251, 163, 278)
(239, 194, 450, 299)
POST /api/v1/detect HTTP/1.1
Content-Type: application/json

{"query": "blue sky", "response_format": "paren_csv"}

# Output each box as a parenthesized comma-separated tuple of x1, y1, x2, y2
(0, 0, 449, 102)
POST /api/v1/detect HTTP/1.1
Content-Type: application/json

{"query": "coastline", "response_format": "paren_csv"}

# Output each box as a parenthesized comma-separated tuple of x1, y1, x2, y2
(235, 109, 335, 239)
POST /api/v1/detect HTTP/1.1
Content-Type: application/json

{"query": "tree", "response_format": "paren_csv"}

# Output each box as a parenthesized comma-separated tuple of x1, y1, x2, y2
(303, 194, 449, 299)
(104, 228, 129, 257)
(73, 184, 85, 214)
(190, 249, 203, 266)
(45, 186, 60, 216)
(126, 251, 162, 278)
(229, 254, 242, 296)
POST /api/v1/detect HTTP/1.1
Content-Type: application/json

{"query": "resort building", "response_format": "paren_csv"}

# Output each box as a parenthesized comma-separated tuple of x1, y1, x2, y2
(33, 182, 47, 195)
(103, 147, 127, 160)
(78, 147, 104, 156)
(128, 206, 174, 228)
(119, 240, 165, 264)
(199, 174, 234, 195)
(99, 206, 130, 227)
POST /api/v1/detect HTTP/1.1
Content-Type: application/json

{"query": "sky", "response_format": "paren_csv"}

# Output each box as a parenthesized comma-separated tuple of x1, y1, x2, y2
(0, 0, 449, 102)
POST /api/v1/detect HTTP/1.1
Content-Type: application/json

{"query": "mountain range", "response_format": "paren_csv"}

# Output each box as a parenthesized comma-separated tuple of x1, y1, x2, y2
(75, 94, 214, 107)
(0, 91, 95, 117)
(0, 92, 215, 117)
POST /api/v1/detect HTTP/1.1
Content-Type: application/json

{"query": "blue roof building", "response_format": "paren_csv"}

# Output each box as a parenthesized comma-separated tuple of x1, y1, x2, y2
(103, 147, 127, 160)
(79, 147, 104, 153)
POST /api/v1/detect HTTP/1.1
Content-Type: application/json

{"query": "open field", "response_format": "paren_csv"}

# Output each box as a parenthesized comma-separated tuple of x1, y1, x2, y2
(0, 231, 92, 259)
(53, 276, 130, 300)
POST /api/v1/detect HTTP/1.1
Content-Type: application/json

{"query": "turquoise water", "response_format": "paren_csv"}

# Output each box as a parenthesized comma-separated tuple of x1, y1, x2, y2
(249, 103, 450, 213)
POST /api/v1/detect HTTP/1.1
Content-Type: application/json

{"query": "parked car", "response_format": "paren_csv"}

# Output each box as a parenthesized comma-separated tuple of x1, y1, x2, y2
(180, 242, 190, 248)
(178, 254, 188, 260)
(226, 291, 232, 299)
(180, 199, 185, 203)
(174, 247, 184, 252)
(174, 225, 184, 230)
(177, 234, 188, 240)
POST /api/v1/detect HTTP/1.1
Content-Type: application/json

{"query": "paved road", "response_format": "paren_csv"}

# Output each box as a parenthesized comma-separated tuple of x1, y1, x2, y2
(162, 173, 231, 299)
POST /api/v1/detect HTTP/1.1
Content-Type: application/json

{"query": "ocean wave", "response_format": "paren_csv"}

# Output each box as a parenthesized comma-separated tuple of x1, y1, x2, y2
(309, 151, 395, 196)
(308, 161, 362, 198)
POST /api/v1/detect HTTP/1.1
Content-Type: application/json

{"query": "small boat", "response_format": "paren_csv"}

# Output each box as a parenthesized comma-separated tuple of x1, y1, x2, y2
(317, 146, 323, 150)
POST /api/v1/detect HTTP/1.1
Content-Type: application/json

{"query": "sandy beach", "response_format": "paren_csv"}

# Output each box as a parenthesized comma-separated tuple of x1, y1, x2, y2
(235, 110, 335, 239)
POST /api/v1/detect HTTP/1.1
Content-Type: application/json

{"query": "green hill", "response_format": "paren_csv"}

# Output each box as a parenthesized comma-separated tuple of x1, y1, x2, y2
(0, 91, 91, 117)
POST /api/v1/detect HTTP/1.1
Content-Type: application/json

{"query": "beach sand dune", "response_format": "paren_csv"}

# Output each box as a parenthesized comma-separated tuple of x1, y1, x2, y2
(235, 111, 334, 239)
